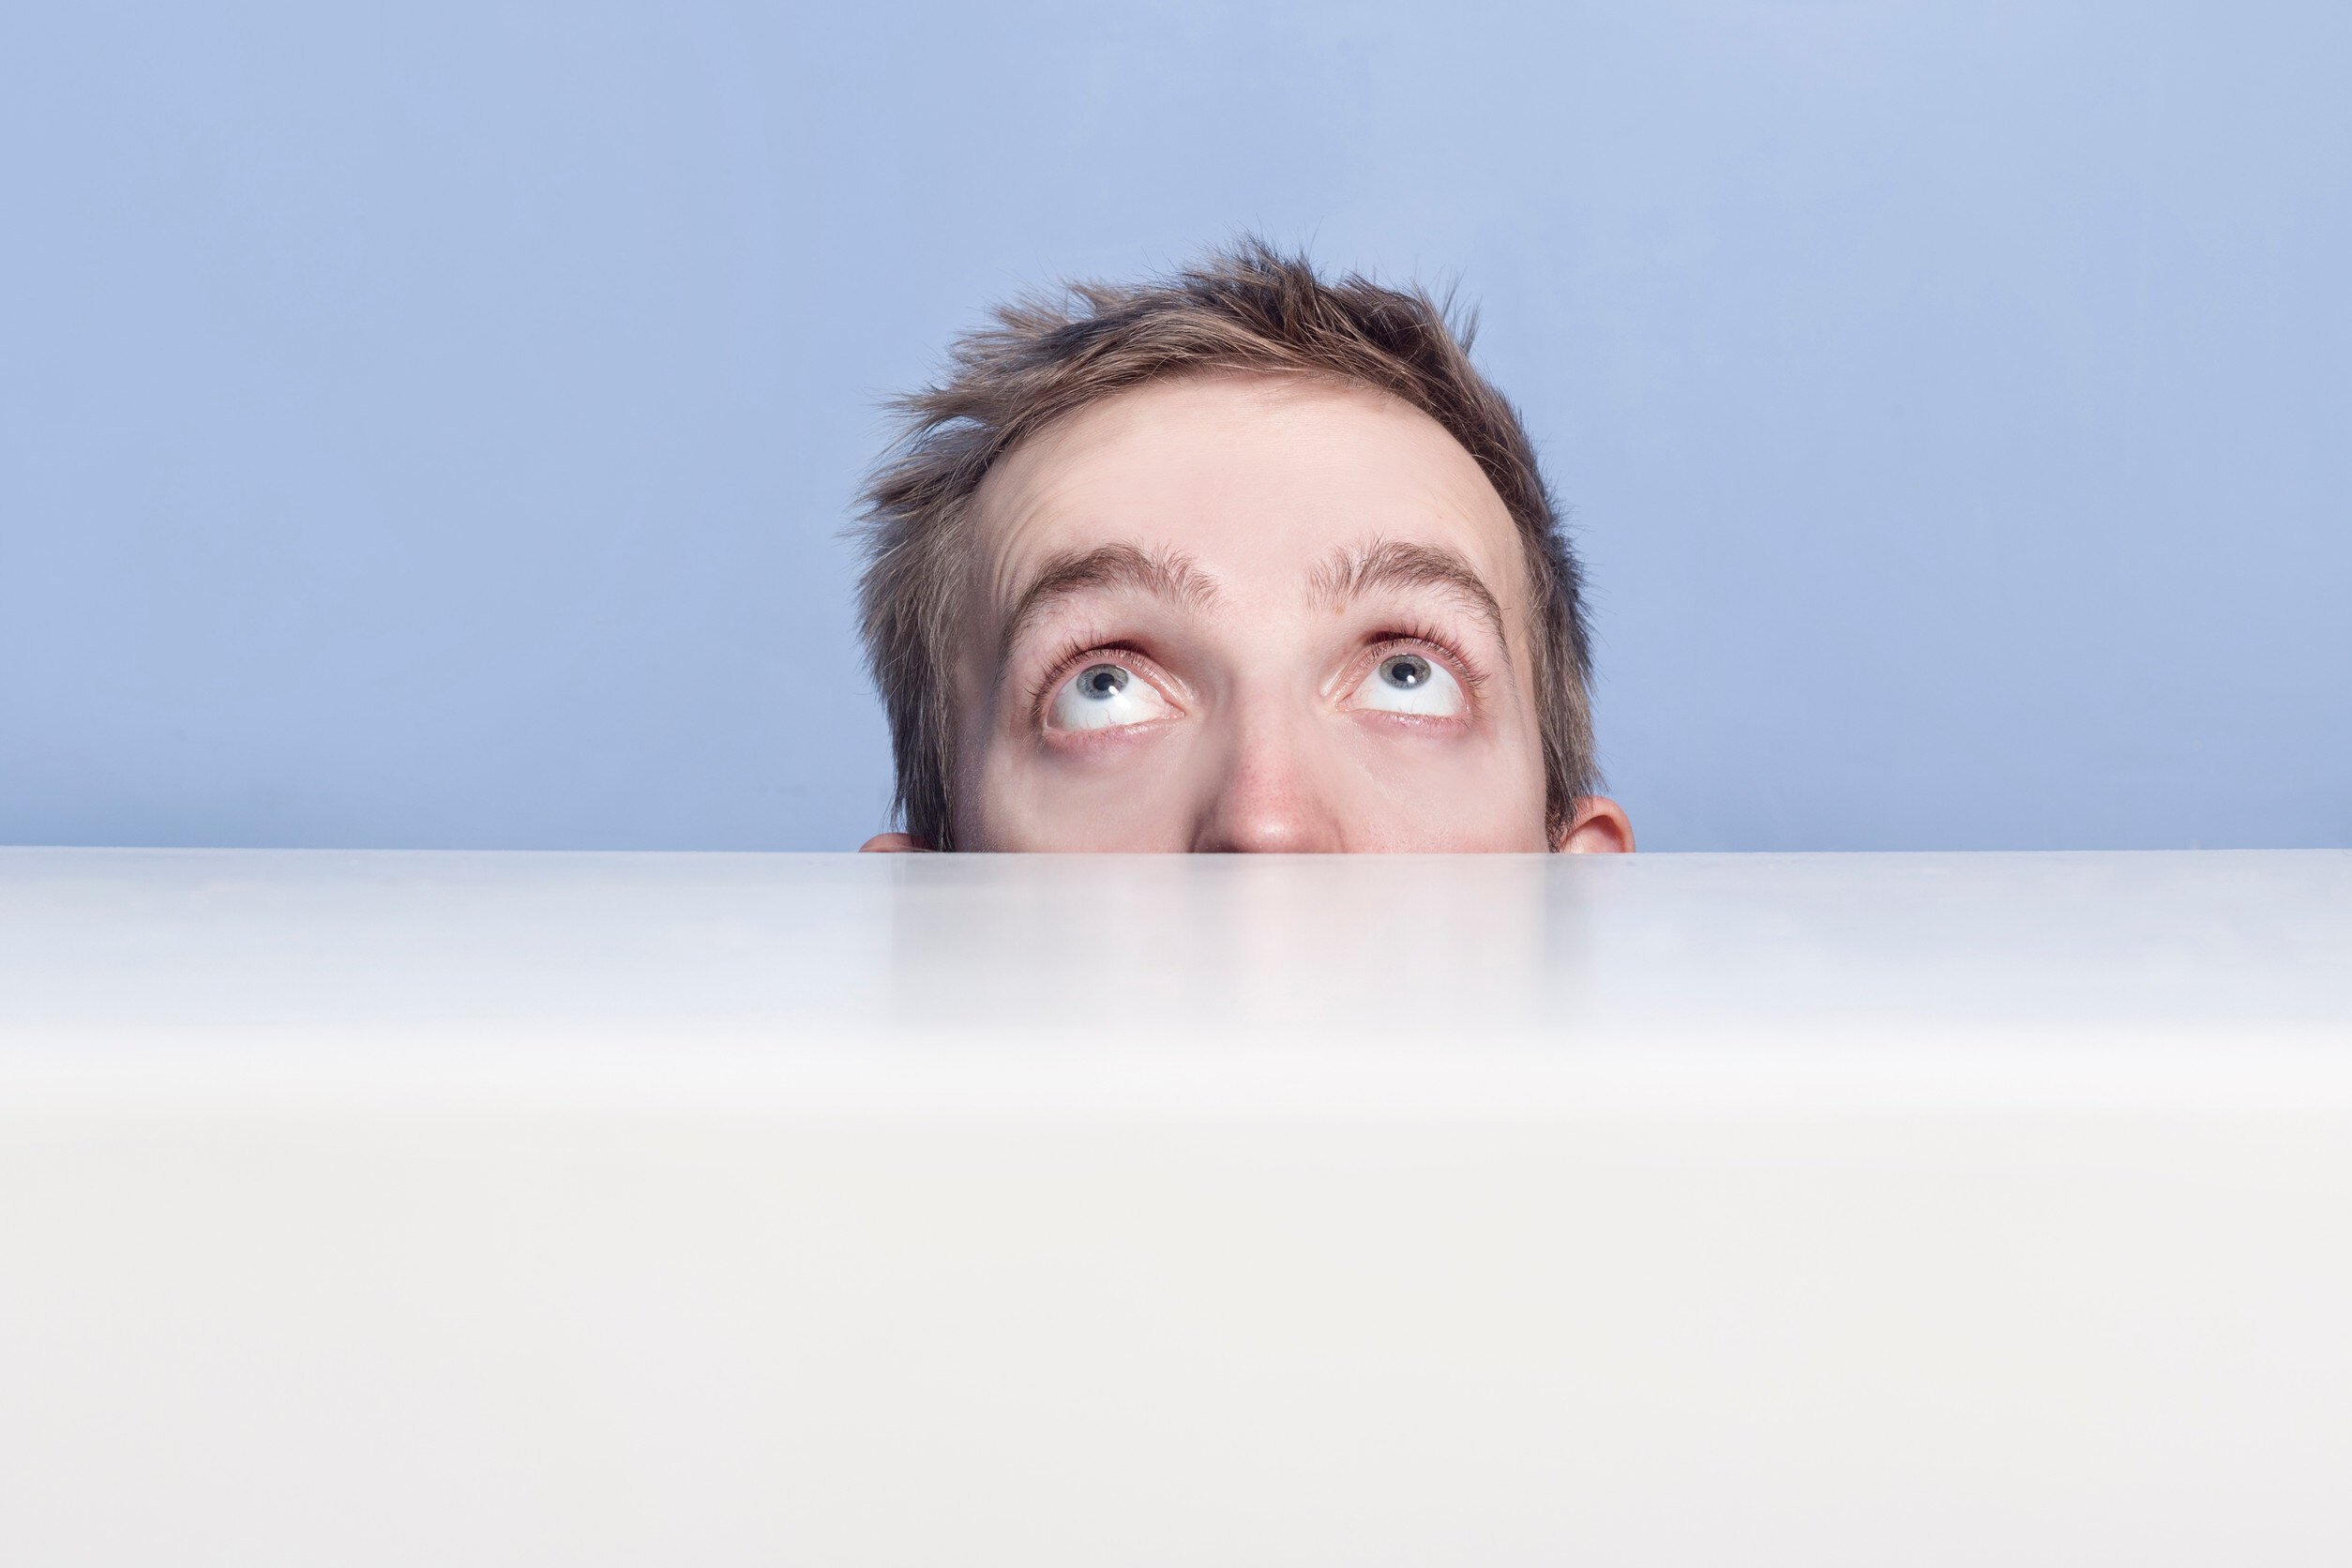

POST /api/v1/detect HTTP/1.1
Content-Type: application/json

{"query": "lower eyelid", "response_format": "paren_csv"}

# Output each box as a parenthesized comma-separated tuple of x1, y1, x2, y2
(1035, 651, 1184, 730)
(1364, 640, 1483, 694)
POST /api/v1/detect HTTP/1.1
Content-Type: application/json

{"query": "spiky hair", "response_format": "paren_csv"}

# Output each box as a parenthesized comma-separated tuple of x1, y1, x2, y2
(853, 236, 1597, 849)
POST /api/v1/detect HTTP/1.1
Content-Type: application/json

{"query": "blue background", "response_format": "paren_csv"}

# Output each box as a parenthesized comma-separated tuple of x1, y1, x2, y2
(4, 0, 2345, 851)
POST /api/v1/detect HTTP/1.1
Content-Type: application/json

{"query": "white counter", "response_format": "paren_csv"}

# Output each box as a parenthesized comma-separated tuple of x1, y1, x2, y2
(3, 849, 2349, 1564)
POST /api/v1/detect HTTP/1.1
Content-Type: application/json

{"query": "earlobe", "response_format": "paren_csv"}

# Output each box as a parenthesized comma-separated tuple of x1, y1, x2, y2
(1553, 795, 1635, 854)
(859, 832, 931, 853)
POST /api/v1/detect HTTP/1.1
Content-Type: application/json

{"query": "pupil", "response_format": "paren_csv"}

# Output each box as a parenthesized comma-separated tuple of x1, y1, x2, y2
(1082, 665, 1126, 698)
(1385, 656, 1426, 687)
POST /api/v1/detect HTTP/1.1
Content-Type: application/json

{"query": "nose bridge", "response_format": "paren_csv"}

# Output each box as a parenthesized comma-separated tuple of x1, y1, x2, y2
(1191, 684, 1343, 853)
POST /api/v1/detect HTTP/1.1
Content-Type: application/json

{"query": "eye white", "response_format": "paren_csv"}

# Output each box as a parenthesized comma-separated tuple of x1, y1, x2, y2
(1349, 652, 1465, 716)
(1048, 661, 1174, 731)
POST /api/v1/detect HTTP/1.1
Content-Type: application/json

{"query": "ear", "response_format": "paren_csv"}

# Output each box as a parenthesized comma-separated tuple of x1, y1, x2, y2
(859, 832, 931, 853)
(1552, 795, 1634, 854)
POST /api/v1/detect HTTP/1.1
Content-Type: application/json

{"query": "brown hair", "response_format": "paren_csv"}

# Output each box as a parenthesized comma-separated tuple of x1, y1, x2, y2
(853, 236, 1598, 849)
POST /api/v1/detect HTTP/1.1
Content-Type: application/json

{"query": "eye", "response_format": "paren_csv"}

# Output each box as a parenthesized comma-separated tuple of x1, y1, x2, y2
(1347, 651, 1467, 717)
(1047, 660, 1175, 731)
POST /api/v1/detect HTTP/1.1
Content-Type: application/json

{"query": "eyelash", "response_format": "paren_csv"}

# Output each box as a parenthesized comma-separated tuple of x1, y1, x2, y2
(1025, 634, 1154, 726)
(1364, 620, 1491, 697)
(1024, 622, 1488, 725)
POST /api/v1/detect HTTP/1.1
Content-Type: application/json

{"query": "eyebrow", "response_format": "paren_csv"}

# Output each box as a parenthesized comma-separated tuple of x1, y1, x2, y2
(1308, 538, 1513, 656)
(1000, 542, 1220, 659)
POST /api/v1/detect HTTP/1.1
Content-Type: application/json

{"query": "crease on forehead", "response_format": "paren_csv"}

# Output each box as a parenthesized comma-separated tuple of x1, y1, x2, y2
(972, 370, 1422, 560)
(966, 369, 1526, 641)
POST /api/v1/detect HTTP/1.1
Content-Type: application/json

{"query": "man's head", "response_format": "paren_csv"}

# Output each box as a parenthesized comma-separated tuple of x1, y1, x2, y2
(853, 238, 1631, 853)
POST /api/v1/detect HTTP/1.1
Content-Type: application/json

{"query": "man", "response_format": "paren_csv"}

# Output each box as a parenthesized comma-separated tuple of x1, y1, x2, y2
(854, 237, 1633, 854)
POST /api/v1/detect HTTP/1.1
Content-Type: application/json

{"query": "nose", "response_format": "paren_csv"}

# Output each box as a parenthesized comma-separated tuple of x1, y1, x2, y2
(1189, 708, 1345, 853)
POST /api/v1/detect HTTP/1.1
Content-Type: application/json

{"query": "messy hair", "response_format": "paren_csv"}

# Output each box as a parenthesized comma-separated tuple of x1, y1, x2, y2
(853, 236, 1598, 850)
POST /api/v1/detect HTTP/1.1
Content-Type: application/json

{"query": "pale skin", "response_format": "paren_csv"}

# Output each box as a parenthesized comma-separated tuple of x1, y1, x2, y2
(863, 371, 1634, 853)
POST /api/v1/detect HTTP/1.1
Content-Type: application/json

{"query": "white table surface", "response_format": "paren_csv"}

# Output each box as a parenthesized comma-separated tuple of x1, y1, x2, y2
(3, 848, 2349, 1564)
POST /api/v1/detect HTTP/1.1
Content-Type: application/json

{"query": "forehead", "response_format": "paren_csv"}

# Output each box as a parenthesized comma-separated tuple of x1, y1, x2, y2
(967, 371, 1527, 611)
